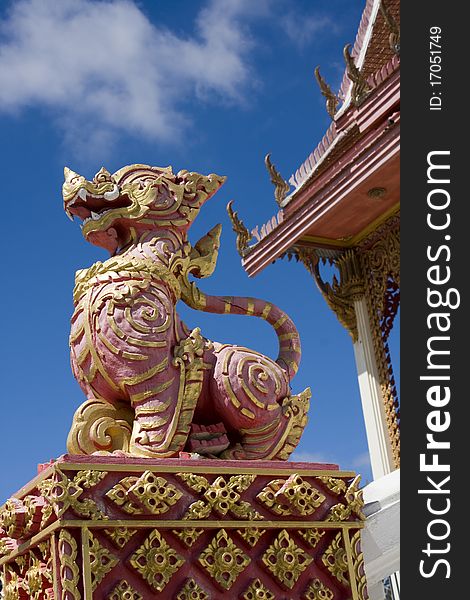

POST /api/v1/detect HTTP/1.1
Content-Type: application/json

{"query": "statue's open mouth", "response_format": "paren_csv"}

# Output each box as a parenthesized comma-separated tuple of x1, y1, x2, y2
(66, 186, 132, 224)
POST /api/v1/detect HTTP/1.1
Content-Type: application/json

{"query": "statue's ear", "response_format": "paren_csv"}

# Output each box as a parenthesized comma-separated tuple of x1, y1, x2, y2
(178, 171, 226, 208)
(190, 223, 222, 278)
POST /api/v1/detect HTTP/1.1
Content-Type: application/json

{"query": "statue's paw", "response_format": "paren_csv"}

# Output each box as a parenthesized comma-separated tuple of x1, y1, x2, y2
(220, 443, 248, 460)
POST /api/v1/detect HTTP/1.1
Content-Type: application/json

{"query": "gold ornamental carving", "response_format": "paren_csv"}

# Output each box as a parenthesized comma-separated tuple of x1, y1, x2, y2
(322, 532, 349, 587)
(39, 470, 108, 524)
(107, 580, 143, 600)
(237, 527, 266, 547)
(327, 476, 365, 522)
(262, 529, 313, 589)
(67, 398, 133, 456)
(104, 527, 138, 548)
(58, 530, 80, 600)
(172, 527, 204, 547)
(105, 471, 182, 515)
(343, 44, 371, 105)
(265, 153, 290, 206)
(0, 496, 46, 540)
(314, 67, 339, 118)
(198, 529, 250, 590)
(129, 530, 184, 592)
(350, 530, 368, 600)
(226, 200, 253, 257)
(307, 249, 365, 342)
(303, 578, 334, 600)
(3, 568, 20, 600)
(176, 578, 209, 600)
(22, 552, 44, 600)
(242, 578, 275, 600)
(359, 225, 400, 468)
(178, 473, 263, 520)
(256, 474, 325, 517)
(88, 531, 119, 590)
(299, 528, 325, 549)
(316, 476, 347, 495)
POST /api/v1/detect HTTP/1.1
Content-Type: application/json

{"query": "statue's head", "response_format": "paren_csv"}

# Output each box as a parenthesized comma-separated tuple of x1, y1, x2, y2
(62, 164, 226, 253)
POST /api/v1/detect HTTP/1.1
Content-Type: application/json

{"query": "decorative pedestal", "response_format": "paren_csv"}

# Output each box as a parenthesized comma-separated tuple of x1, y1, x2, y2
(0, 456, 368, 599)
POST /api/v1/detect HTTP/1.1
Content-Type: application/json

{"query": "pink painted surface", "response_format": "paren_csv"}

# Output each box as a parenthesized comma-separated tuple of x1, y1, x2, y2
(63, 165, 309, 461)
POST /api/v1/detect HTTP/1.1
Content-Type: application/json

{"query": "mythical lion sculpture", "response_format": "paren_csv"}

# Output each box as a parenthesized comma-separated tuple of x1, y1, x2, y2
(63, 164, 310, 460)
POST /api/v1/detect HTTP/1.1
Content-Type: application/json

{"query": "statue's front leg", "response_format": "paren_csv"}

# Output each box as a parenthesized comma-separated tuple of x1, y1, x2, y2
(127, 366, 187, 457)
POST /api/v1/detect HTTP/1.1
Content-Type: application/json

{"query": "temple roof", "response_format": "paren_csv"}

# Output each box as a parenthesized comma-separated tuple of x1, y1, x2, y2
(239, 0, 400, 277)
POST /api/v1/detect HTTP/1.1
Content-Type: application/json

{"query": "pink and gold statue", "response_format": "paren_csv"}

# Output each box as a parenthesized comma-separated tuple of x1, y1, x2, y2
(63, 164, 310, 460)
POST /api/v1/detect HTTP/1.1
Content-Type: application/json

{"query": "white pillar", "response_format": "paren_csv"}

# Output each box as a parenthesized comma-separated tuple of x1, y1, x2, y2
(353, 298, 395, 479)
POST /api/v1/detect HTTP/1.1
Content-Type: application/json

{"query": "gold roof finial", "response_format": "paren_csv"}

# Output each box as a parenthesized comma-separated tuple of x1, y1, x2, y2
(226, 201, 252, 257)
(264, 154, 290, 206)
(314, 67, 339, 119)
(343, 44, 371, 106)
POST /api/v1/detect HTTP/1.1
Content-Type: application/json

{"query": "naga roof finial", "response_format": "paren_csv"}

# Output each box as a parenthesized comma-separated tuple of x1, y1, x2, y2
(226, 200, 252, 257)
(314, 67, 339, 119)
(264, 153, 290, 206)
(343, 44, 371, 106)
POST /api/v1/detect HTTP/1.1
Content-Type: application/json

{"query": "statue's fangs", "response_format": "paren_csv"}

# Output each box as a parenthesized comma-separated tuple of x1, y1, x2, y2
(63, 164, 310, 459)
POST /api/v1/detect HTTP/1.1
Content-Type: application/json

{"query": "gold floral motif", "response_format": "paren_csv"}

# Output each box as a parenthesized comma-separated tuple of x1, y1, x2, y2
(106, 476, 143, 514)
(0, 496, 44, 539)
(256, 479, 290, 516)
(16, 554, 28, 571)
(129, 530, 184, 592)
(104, 527, 138, 548)
(39, 470, 108, 523)
(3, 568, 20, 600)
(178, 473, 262, 521)
(88, 531, 119, 590)
(276, 474, 325, 516)
(322, 532, 349, 586)
(237, 527, 266, 547)
(107, 580, 143, 600)
(242, 578, 275, 600)
(303, 578, 334, 600)
(58, 529, 80, 600)
(316, 476, 347, 495)
(198, 529, 250, 590)
(130, 471, 182, 514)
(327, 476, 364, 522)
(0, 537, 16, 557)
(173, 528, 204, 547)
(350, 530, 368, 600)
(257, 474, 325, 516)
(176, 578, 209, 600)
(262, 530, 313, 589)
(299, 528, 325, 549)
(23, 552, 43, 600)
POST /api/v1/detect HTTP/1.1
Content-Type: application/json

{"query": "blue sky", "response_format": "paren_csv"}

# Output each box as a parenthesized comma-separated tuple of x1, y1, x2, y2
(0, 0, 393, 502)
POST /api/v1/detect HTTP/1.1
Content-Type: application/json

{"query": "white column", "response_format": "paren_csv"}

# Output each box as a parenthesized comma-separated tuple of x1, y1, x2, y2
(353, 297, 395, 479)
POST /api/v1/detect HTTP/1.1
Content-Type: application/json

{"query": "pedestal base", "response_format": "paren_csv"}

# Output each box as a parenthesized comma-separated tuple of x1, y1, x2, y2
(0, 455, 368, 599)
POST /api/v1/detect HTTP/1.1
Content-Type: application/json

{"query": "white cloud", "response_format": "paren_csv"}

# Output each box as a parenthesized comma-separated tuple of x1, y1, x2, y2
(0, 0, 267, 152)
(281, 12, 335, 49)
